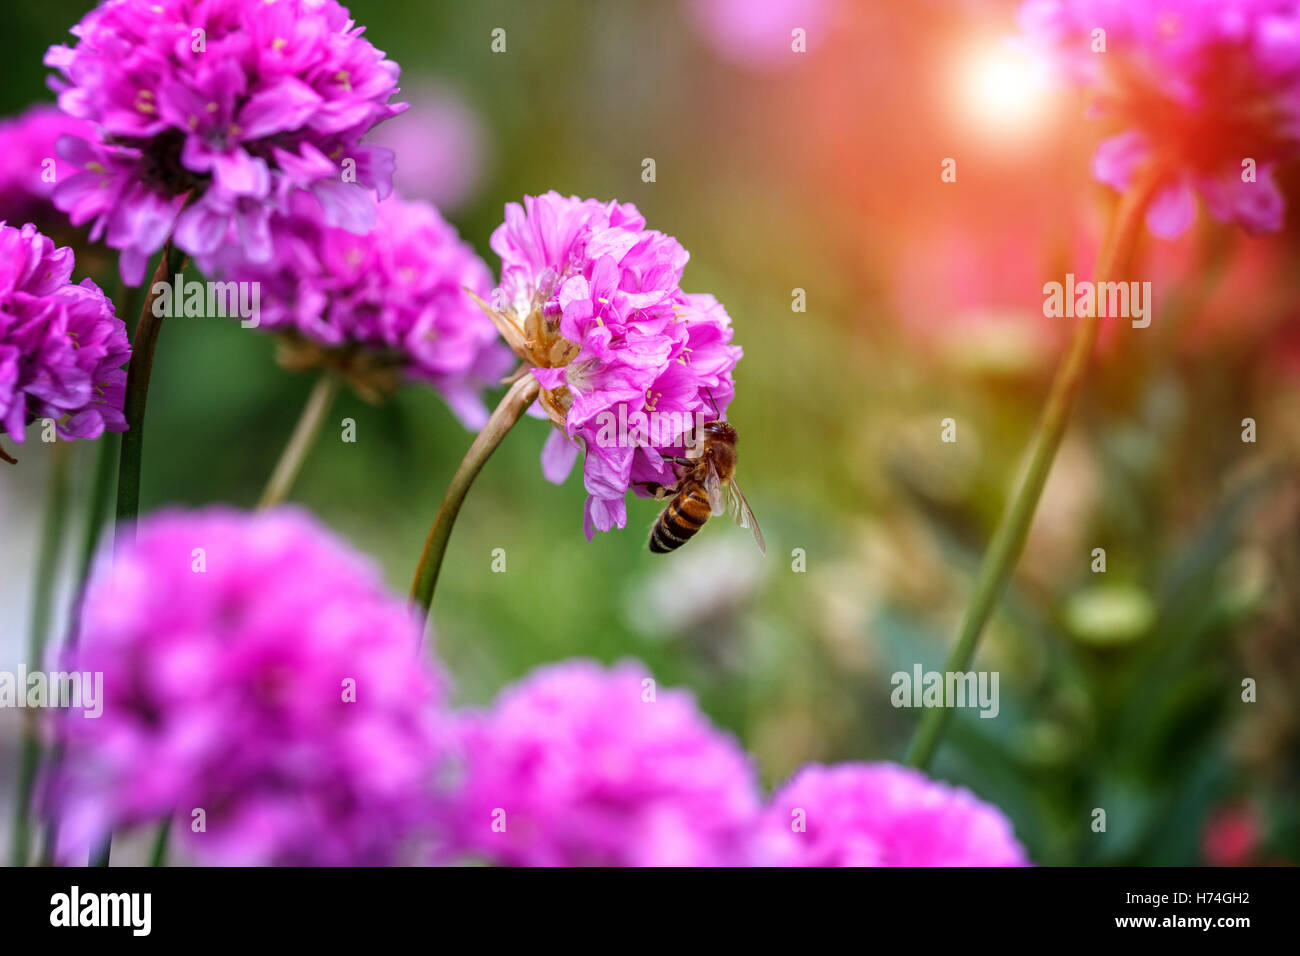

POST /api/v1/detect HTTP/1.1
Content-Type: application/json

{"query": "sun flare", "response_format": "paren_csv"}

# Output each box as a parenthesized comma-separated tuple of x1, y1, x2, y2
(957, 39, 1052, 136)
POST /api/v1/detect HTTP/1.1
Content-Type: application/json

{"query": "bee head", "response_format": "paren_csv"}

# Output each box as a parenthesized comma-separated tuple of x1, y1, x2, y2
(703, 420, 737, 444)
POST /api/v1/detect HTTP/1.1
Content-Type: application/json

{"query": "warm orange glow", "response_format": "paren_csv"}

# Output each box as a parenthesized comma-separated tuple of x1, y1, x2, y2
(956, 39, 1051, 136)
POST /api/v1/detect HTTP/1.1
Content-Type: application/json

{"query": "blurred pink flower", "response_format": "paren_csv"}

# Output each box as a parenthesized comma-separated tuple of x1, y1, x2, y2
(1021, 0, 1300, 237)
(204, 192, 511, 425)
(448, 659, 762, 866)
(755, 762, 1030, 866)
(890, 205, 1293, 362)
(893, 222, 1074, 374)
(0, 222, 127, 447)
(49, 507, 450, 866)
(1161, 232, 1291, 355)
(487, 192, 742, 539)
(364, 85, 489, 213)
(0, 106, 94, 231)
(684, 0, 832, 67)
(1202, 803, 1260, 866)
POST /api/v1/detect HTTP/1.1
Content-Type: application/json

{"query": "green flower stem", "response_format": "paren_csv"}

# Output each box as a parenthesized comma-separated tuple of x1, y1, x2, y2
(903, 173, 1161, 771)
(411, 373, 541, 619)
(92, 243, 187, 868)
(9, 441, 71, 867)
(148, 820, 171, 868)
(40, 434, 120, 866)
(74, 435, 120, 592)
(257, 372, 341, 510)
(114, 242, 187, 545)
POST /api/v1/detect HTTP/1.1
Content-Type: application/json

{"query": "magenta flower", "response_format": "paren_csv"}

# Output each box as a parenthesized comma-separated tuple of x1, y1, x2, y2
(754, 763, 1030, 866)
(448, 659, 762, 866)
(48, 507, 450, 866)
(204, 192, 511, 424)
(0, 106, 96, 231)
(1020, 0, 1300, 237)
(0, 222, 128, 450)
(46, 0, 406, 284)
(483, 192, 743, 538)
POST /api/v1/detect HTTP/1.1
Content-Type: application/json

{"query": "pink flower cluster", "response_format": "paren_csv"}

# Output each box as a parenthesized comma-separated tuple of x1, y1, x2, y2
(48, 507, 1031, 866)
(448, 659, 762, 866)
(0, 106, 94, 230)
(52, 507, 448, 866)
(46, 0, 406, 283)
(206, 193, 511, 426)
(449, 659, 1031, 867)
(755, 763, 1031, 866)
(1020, 0, 1300, 237)
(0, 222, 128, 446)
(489, 192, 743, 538)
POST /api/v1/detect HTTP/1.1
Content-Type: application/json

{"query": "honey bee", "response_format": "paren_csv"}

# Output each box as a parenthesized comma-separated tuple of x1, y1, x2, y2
(646, 420, 766, 555)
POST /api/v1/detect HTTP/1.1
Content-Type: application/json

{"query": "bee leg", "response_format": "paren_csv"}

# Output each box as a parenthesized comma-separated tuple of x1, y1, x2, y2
(633, 480, 677, 500)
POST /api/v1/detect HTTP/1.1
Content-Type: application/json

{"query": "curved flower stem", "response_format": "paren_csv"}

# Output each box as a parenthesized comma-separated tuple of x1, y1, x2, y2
(258, 372, 341, 509)
(8, 441, 71, 867)
(903, 172, 1162, 771)
(92, 243, 187, 868)
(411, 373, 541, 620)
(40, 433, 119, 866)
(114, 242, 188, 546)
(78, 438, 120, 584)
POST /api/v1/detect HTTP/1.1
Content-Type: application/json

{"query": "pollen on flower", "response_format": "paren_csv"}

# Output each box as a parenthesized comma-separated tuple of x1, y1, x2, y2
(486, 191, 742, 538)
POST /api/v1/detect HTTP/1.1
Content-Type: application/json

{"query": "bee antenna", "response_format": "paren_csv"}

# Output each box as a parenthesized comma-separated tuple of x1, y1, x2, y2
(704, 387, 722, 420)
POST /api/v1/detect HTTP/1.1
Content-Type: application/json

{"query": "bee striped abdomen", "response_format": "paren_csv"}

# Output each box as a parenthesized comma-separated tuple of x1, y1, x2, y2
(649, 486, 712, 553)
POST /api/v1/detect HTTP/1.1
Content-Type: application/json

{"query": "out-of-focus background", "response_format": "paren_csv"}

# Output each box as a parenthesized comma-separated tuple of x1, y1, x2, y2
(2, 0, 1297, 865)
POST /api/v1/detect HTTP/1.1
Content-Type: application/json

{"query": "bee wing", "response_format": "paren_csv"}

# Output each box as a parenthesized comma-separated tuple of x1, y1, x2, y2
(704, 459, 727, 516)
(726, 477, 767, 555)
